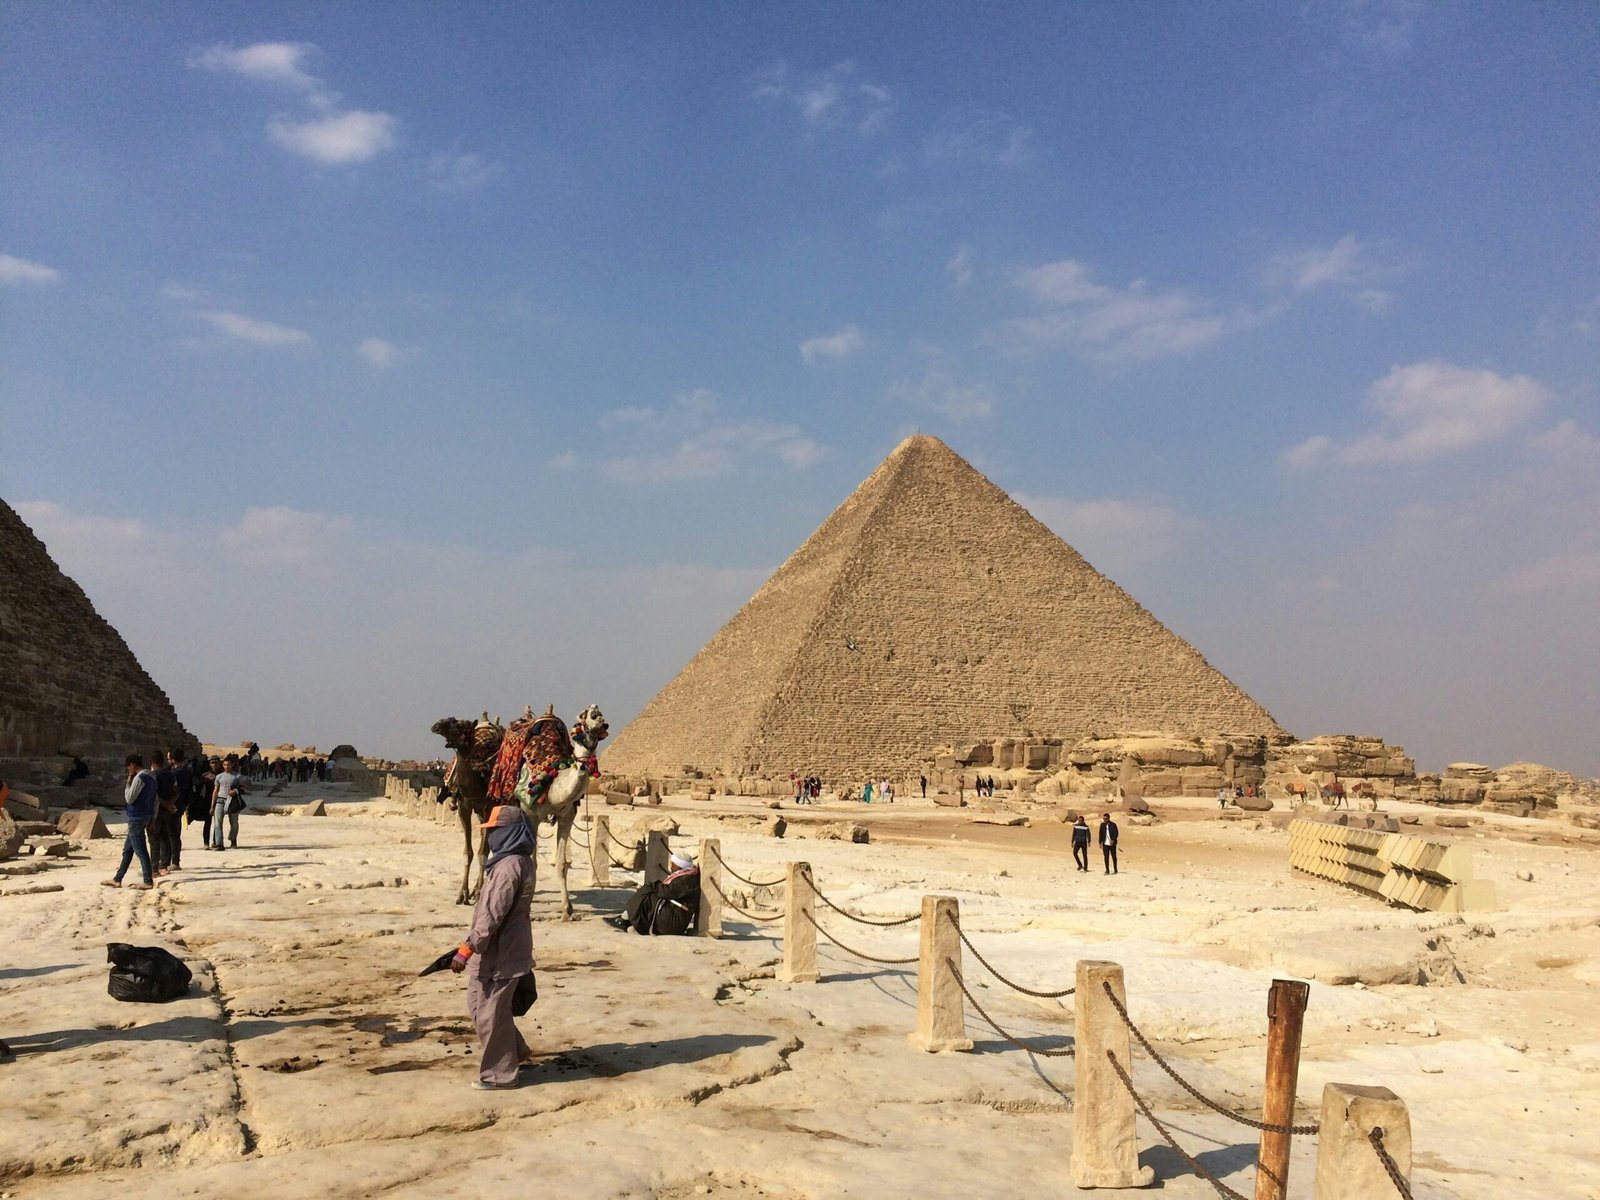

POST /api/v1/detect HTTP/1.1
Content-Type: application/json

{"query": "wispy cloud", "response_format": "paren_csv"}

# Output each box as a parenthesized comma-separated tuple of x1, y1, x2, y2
(578, 390, 826, 482)
(428, 150, 502, 193)
(997, 259, 1237, 362)
(269, 110, 397, 165)
(753, 61, 894, 136)
(199, 309, 312, 347)
(192, 41, 397, 165)
(1265, 233, 1401, 312)
(1282, 360, 1547, 468)
(799, 325, 866, 363)
(923, 106, 1033, 167)
(946, 245, 973, 288)
(355, 337, 408, 368)
(0, 253, 62, 285)
(886, 368, 995, 421)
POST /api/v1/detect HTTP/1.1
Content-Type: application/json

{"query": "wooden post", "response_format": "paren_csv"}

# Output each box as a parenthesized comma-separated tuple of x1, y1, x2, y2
(644, 829, 669, 885)
(908, 895, 972, 1052)
(1255, 978, 1311, 1200)
(1071, 961, 1155, 1189)
(1313, 1084, 1411, 1200)
(698, 837, 723, 938)
(776, 862, 817, 983)
(588, 815, 611, 886)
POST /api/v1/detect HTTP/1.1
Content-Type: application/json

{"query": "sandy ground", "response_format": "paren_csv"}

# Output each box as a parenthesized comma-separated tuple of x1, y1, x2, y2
(2, 784, 1597, 1199)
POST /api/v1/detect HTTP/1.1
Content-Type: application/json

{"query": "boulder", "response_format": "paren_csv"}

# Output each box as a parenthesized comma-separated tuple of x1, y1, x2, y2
(27, 836, 70, 857)
(296, 800, 328, 817)
(932, 794, 967, 808)
(971, 814, 1028, 827)
(1234, 794, 1274, 812)
(1432, 814, 1481, 829)
(817, 822, 870, 844)
(764, 816, 787, 839)
(603, 792, 634, 807)
(688, 790, 712, 802)
(56, 809, 111, 839)
(0, 810, 25, 860)
(5, 791, 48, 823)
(1122, 797, 1152, 815)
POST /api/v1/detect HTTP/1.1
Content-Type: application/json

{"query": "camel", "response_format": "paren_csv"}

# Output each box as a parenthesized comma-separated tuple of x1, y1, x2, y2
(432, 704, 609, 918)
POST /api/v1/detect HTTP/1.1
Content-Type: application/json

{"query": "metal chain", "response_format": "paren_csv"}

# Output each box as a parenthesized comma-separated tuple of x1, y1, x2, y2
(605, 824, 636, 850)
(1101, 982, 1320, 1136)
(802, 911, 919, 965)
(948, 958, 1076, 1058)
(946, 912, 1075, 999)
(808, 880, 921, 927)
(1106, 1049, 1249, 1200)
(1368, 1128, 1414, 1200)
(704, 876, 785, 923)
(706, 844, 786, 889)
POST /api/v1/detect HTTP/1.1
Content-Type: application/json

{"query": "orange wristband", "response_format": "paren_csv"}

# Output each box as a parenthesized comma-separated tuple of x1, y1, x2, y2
(457, 943, 473, 959)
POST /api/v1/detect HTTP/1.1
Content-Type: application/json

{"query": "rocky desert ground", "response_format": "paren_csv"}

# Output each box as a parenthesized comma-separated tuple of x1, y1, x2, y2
(3, 782, 1598, 1199)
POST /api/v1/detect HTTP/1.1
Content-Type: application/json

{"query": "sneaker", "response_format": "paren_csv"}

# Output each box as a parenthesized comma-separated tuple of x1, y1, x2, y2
(471, 1079, 519, 1091)
(129, 882, 153, 890)
(102, 879, 122, 888)
(605, 915, 632, 932)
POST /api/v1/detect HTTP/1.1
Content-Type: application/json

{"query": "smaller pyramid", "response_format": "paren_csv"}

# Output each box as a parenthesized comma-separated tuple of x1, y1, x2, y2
(0, 499, 194, 765)
(606, 436, 1282, 781)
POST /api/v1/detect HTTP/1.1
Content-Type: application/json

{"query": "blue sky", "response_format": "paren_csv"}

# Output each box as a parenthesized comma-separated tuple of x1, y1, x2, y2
(3, 3, 1597, 774)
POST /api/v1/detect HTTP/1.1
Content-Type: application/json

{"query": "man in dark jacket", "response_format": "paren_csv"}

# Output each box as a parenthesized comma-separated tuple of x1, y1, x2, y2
(606, 852, 700, 935)
(1099, 812, 1120, 875)
(1071, 814, 1091, 872)
(105, 754, 157, 889)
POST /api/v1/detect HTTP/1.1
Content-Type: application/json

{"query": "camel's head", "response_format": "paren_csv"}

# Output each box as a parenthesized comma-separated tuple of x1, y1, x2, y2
(572, 704, 609, 749)
(430, 717, 477, 751)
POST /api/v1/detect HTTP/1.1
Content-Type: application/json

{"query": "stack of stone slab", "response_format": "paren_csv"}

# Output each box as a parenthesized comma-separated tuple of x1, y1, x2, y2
(1289, 817, 1497, 913)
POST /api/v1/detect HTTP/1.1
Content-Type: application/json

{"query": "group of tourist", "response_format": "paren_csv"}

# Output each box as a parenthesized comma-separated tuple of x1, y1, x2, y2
(1070, 811, 1121, 874)
(103, 750, 251, 890)
(238, 745, 332, 783)
(790, 774, 822, 804)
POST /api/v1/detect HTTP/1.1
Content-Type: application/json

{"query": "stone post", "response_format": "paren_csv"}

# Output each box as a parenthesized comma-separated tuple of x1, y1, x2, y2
(1071, 961, 1155, 1189)
(777, 862, 818, 983)
(644, 829, 670, 884)
(698, 837, 723, 938)
(1313, 1084, 1411, 1200)
(909, 895, 973, 1052)
(588, 814, 611, 885)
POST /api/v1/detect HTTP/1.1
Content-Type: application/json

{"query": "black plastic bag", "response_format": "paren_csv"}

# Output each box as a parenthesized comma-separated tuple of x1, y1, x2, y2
(106, 942, 192, 1003)
(512, 971, 537, 1015)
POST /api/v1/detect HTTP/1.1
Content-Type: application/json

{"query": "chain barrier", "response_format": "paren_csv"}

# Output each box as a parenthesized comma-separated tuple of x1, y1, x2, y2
(1101, 982, 1319, 1136)
(704, 876, 785, 924)
(948, 958, 1076, 1058)
(1106, 1049, 1249, 1200)
(802, 911, 919, 966)
(706, 844, 786, 890)
(604, 824, 636, 850)
(1368, 1128, 1414, 1200)
(945, 912, 1075, 999)
(808, 879, 921, 927)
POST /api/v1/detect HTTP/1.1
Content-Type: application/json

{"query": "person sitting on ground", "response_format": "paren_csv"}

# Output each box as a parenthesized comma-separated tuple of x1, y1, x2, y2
(58, 755, 89, 787)
(451, 805, 537, 1090)
(606, 852, 701, 935)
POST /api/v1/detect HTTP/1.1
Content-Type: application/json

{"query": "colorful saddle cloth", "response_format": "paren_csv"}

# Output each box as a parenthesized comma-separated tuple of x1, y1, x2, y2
(488, 711, 593, 808)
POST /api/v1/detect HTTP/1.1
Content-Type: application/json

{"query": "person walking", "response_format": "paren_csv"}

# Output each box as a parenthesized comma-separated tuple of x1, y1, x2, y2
(164, 749, 192, 872)
(451, 805, 537, 1090)
(919, 774, 927, 800)
(210, 754, 245, 850)
(148, 751, 178, 875)
(104, 754, 157, 890)
(1071, 814, 1091, 872)
(1098, 811, 1120, 875)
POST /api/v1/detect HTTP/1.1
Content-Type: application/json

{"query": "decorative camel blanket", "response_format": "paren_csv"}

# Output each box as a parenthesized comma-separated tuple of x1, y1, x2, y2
(486, 712, 598, 808)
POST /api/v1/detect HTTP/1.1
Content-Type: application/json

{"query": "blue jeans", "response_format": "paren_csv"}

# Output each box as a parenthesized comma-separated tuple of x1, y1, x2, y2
(210, 801, 237, 848)
(114, 817, 153, 884)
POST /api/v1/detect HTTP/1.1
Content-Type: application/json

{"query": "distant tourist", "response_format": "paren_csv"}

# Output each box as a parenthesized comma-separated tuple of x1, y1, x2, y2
(58, 755, 89, 787)
(1217, 787, 1229, 809)
(919, 774, 927, 799)
(451, 805, 537, 1090)
(862, 780, 874, 804)
(209, 754, 247, 850)
(1071, 814, 1091, 872)
(1098, 812, 1120, 875)
(103, 754, 157, 890)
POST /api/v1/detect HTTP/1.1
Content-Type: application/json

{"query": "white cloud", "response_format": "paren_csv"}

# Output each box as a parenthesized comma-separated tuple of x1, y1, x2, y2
(356, 337, 406, 368)
(218, 506, 353, 567)
(199, 310, 312, 347)
(158, 281, 202, 302)
(923, 106, 1034, 167)
(190, 42, 326, 97)
(998, 259, 1233, 362)
(269, 110, 397, 165)
(946, 245, 973, 288)
(1266, 233, 1400, 311)
(753, 61, 894, 136)
(1493, 552, 1600, 597)
(886, 369, 995, 421)
(429, 151, 502, 193)
(593, 390, 825, 483)
(1015, 493, 1203, 573)
(1284, 360, 1547, 468)
(799, 325, 866, 363)
(0, 253, 62, 285)
(549, 450, 579, 471)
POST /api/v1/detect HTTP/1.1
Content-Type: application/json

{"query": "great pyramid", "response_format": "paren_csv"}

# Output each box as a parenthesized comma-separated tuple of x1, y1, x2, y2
(0, 498, 194, 767)
(605, 436, 1283, 781)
